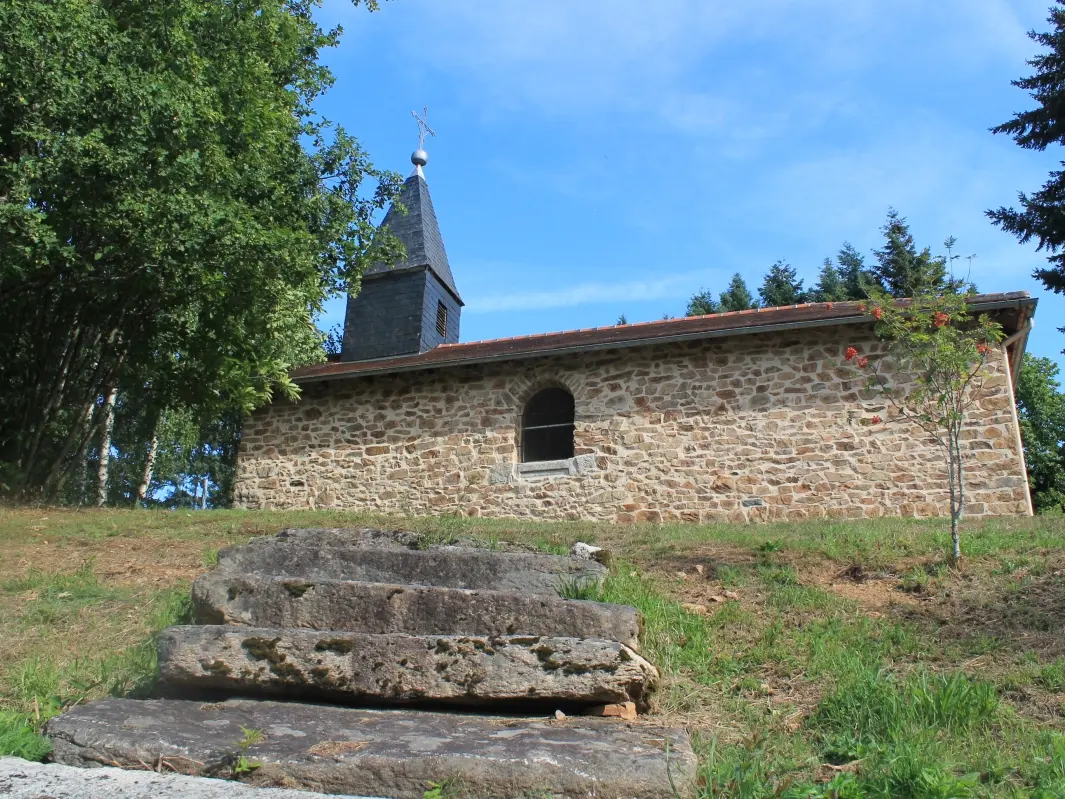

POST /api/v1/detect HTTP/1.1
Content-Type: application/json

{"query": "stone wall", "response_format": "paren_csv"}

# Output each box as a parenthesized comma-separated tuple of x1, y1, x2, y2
(234, 325, 1031, 522)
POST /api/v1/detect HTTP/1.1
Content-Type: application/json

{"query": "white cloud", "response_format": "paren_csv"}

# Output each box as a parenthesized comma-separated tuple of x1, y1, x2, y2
(348, 0, 1049, 136)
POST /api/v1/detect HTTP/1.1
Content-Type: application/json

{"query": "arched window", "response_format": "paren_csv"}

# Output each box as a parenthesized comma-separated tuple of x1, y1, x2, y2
(521, 387, 575, 463)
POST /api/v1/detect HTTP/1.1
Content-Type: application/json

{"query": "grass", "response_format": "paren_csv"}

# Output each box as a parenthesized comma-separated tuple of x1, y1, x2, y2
(0, 507, 1064, 797)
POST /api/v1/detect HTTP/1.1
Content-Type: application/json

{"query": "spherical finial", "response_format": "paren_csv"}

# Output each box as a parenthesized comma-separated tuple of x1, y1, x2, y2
(411, 149, 429, 167)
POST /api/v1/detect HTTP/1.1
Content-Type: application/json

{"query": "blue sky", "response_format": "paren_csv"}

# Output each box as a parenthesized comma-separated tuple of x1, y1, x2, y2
(314, 0, 1065, 370)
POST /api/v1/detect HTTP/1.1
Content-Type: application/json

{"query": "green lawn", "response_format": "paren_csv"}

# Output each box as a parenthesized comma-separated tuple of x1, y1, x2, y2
(1, 507, 1064, 797)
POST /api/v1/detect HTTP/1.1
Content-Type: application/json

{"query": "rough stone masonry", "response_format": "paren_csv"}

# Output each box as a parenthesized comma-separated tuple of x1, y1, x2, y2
(42, 528, 697, 798)
(234, 324, 1031, 521)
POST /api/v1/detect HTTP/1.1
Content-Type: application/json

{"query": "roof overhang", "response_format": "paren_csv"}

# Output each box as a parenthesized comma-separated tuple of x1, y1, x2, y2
(296, 292, 1037, 385)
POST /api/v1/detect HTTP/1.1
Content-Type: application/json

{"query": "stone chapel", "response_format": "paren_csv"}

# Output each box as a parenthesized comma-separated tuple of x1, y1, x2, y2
(234, 147, 1037, 522)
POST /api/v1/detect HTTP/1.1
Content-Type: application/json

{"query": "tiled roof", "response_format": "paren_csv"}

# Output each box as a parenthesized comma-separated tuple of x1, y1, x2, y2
(363, 173, 461, 302)
(296, 291, 1035, 383)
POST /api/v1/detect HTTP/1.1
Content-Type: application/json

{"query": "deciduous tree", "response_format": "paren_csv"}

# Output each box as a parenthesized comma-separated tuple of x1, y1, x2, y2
(1015, 354, 1065, 513)
(843, 270, 1003, 563)
(0, 0, 401, 500)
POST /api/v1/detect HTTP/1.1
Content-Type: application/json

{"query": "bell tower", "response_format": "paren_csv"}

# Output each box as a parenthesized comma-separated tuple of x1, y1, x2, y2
(341, 114, 462, 362)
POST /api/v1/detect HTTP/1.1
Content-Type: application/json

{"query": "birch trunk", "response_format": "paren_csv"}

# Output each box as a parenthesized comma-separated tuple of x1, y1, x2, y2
(136, 417, 160, 506)
(95, 386, 118, 507)
(76, 401, 96, 505)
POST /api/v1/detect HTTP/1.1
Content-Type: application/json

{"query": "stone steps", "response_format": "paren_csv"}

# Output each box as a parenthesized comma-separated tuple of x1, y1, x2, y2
(192, 572, 642, 648)
(44, 698, 697, 799)
(42, 527, 696, 797)
(271, 527, 540, 553)
(0, 757, 385, 799)
(216, 541, 605, 595)
(157, 626, 657, 709)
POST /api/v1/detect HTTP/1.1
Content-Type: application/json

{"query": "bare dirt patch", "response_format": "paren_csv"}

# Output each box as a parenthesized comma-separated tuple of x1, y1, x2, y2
(806, 561, 926, 614)
(1, 535, 210, 588)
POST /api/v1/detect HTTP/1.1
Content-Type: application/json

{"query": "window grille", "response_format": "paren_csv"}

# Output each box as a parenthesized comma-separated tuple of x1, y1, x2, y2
(435, 301, 448, 337)
(520, 387, 575, 463)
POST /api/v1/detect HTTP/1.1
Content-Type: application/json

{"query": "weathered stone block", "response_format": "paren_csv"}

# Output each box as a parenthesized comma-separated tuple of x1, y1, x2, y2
(584, 701, 637, 720)
(268, 527, 539, 554)
(157, 626, 657, 709)
(44, 699, 697, 798)
(488, 463, 513, 485)
(215, 542, 606, 596)
(0, 757, 382, 799)
(193, 573, 642, 649)
(274, 526, 423, 549)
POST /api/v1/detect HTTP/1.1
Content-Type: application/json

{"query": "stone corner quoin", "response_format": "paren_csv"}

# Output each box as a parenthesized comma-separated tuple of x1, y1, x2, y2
(233, 326, 1030, 522)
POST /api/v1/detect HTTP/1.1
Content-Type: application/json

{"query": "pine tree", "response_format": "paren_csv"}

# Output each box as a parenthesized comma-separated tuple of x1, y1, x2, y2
(759, 260, 807, 307)
(989, 1, 1065, 327)
(718, 273, 758, 312)
(811, 258, 849, 302)
(837, 242, 879, 299)
(686, 289, 720, 316)
(871, 210, 947, 298)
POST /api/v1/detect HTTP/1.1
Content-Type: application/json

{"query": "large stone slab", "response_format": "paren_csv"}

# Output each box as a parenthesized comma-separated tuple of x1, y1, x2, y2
(192, 572, 642, 649)
(157, 626, 657, 709)
(45, 698, 697, 798)
(215, 542, 606, 595)
(0, 757, 384, 799)
(273, 527, 423, 549)
(271, 527, 539, 553)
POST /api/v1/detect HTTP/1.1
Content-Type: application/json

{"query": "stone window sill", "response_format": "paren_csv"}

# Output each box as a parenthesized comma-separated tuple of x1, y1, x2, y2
(489, 453, 598, 485)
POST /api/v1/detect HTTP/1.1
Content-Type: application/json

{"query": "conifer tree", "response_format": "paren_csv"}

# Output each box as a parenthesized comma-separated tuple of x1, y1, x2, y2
(718, 273, 758, 312)
(686, 289, 720, 316)
(759, 260, 807, 307)
(872, 210, 948, 298)
(811, 258, 849, 302)
(989, 1, 1065, 339)
(837, 242, 881, 299)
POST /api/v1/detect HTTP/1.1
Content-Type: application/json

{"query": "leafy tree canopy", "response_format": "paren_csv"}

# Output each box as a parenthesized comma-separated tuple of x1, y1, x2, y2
(1016, 354, 1065, 513)
(846, 286, 1004, 562)
(0, 0, 401, 498)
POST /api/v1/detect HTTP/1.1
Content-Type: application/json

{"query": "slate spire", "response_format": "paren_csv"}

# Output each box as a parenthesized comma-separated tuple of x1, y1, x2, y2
(340, 140, 463, 362)
(363, 167, 462, 302)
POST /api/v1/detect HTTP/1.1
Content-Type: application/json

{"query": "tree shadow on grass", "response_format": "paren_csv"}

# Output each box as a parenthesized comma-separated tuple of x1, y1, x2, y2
(895, 569, 1065, 660)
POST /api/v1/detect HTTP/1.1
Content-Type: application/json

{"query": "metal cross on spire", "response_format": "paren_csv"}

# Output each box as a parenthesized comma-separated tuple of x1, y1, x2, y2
(411, 106, 436, 149)
(410, 107, 435, 175)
